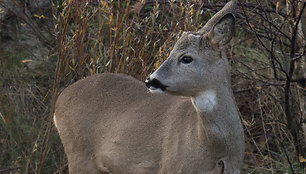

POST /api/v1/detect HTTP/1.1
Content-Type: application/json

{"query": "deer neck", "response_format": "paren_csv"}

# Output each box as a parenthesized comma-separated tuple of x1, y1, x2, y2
(190, 85, 239, 148)
(191, 82, 238, 128)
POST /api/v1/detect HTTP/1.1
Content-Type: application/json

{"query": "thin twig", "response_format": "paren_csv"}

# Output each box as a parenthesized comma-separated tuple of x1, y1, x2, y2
(0, 166, 22, 173)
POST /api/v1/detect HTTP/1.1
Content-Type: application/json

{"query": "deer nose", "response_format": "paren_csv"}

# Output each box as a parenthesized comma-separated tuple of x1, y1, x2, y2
(145, 78, 152, 88)
(145, 78, 168, 91)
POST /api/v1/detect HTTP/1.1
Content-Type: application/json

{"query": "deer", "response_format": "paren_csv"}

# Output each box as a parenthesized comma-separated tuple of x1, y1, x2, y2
(54, 0, 244, 173)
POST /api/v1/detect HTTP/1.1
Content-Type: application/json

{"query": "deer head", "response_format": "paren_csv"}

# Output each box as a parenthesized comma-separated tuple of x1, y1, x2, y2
(146, 1, 237, 98)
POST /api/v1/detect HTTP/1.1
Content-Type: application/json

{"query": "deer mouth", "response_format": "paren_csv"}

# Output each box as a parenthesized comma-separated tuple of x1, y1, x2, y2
(145, 78, 168, 93)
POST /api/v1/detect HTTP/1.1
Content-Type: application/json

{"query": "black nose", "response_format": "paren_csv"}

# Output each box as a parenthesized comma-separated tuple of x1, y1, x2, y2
(145, 78, 168, 91)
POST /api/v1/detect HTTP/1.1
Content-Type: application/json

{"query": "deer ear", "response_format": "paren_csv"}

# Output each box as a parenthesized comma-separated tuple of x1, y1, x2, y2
(207, 13, 235, 46)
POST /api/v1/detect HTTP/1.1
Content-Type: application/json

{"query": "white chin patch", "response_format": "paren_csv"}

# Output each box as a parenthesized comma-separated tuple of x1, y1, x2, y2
(149, 87, 164, 94)
(192, 90, 217, 112)
(53, 114, 58, 127)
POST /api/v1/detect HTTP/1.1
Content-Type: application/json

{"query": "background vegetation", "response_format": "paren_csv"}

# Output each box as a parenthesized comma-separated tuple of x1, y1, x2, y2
(0, 0, 305, 173)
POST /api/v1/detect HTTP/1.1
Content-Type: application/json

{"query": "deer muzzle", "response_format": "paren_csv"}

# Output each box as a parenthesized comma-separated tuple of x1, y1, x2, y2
(145, 78, 168, 92)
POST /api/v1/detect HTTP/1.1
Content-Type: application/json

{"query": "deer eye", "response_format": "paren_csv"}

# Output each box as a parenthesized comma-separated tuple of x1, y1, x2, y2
(180, 56, 193, 64)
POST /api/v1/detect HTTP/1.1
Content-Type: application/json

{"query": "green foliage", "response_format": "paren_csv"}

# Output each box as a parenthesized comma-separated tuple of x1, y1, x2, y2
(1, 52, 24, 70)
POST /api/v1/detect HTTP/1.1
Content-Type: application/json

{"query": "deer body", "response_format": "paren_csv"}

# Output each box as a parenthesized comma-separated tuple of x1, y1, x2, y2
(54, 1, 244, 173)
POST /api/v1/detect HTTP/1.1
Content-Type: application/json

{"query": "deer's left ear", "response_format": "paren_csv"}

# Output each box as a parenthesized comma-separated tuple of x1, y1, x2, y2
(208, 13, 235, 46)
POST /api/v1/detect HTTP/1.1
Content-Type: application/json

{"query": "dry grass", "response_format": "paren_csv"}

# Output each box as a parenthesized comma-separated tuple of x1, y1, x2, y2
(0, 0, 305, 173)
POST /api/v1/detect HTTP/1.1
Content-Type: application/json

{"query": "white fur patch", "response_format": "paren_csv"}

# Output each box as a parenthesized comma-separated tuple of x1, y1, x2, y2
(192, 90, 217, 112)
(53, 114, 58, 127)
(149, 88, 164, 94)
